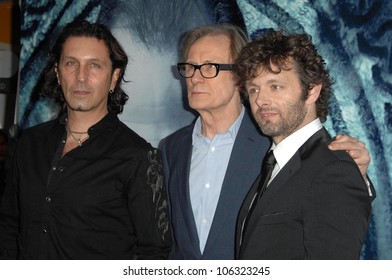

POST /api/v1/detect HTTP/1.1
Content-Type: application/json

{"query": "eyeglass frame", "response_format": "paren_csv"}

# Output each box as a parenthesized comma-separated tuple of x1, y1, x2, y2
(177, 62, 234, 79)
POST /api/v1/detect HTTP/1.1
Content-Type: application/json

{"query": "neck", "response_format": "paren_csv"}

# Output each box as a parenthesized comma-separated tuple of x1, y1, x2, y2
(66, 108, 108, 133)
(272, 116, 319, 145)
(198, 103, 242, 139)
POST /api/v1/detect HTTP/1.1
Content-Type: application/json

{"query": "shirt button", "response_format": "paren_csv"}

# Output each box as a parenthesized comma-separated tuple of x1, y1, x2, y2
(58, 167, 64, 172)
(52, 166, 56, 171)
(42, 228, 47, 234)
(202, 218, 208, 224)
(45, 197, 51, 203)
(211, 146, 215, 152)
(205, 183, 210, 189)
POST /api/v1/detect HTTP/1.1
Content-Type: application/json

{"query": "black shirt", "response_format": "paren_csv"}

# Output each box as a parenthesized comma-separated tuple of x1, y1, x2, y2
(0, 112, 171, 259)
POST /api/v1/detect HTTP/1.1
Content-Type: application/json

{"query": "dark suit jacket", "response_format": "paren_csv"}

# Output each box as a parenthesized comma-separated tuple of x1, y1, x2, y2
(161, 109, 270, 259)
(236, 128, 372, 259)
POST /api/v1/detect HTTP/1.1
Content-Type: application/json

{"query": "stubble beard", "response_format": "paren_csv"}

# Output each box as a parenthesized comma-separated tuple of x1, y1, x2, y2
(257, 101, 307, 141)
(68, 104, 89, 112)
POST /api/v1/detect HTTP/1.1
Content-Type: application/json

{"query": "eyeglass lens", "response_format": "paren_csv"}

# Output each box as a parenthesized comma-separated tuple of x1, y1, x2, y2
(180, 64, 218, 78)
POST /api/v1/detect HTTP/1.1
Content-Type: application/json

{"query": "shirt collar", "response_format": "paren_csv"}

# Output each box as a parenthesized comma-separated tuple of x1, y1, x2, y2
(192, 105, 245, 144)
(59, 111, 119, 136)
(271, 118, 323, 170)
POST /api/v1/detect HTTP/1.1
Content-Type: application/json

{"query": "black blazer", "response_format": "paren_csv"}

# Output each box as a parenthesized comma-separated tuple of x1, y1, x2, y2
(236, 128, 372, 259)
(161, 110, 270, 259)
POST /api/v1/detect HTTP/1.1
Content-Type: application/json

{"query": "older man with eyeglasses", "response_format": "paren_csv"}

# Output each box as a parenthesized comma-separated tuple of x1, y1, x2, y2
(160, 24, 373, 260)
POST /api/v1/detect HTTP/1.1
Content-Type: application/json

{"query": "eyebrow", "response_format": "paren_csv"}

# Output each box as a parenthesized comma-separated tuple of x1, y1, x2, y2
(64, 57, 112, 68)
(246, 78, 287, 88)
(265, 78, 283, 84)
(245, 81, 259, 87)
(185, 60, 214, 64)
(62, 56, 105, 63)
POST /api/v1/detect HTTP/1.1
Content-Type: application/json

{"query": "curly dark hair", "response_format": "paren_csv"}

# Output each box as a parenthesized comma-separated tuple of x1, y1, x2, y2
(41, 20, 128, 114)
(235, 29, 333, 122)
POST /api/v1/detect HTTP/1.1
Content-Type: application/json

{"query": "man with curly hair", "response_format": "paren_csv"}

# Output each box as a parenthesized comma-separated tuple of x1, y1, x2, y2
(235, 30, 372, 259)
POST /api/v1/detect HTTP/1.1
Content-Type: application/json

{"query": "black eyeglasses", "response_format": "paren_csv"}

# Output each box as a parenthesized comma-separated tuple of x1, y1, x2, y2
(177, 63, 234, 79)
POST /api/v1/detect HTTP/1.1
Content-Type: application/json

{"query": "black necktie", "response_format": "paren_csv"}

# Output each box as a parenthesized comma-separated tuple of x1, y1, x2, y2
(255, 150, 276, 201)
(240, 150, 276, 244)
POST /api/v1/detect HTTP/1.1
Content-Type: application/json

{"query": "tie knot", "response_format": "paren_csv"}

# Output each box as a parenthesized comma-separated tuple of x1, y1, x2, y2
(265, 150, 276, 167)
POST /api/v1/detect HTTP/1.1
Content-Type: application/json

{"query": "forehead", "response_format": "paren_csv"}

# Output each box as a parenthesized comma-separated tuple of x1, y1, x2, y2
(259, 59, 296, 77)
(61, 36, 110, 60)
(249, 62, 300, 86)
(187, 34, 231, 62)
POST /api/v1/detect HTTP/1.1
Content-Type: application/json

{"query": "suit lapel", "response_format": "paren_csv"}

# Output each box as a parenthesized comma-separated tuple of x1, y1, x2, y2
(206, 111, 269, 253)
(260, 128, 332, 206)
(257, 154, 301, 208)
(237, 127, 332, 257)
(176, 129, 202, 256)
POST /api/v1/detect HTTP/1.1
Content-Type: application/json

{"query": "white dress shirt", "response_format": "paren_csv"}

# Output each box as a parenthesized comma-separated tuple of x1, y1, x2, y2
(269, 118, 323, 185)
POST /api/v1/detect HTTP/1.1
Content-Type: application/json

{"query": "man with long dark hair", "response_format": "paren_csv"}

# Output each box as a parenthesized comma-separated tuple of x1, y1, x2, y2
(0, 20, 171, 259)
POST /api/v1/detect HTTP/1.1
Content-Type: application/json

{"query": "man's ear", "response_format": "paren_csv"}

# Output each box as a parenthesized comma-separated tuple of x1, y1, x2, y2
(110, 68, 121, 90)
(306, 84, 322, 104)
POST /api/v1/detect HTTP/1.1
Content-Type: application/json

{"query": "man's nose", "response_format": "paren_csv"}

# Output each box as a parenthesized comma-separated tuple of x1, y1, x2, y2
(255, 91, 271, 107)
(190, 68, 204, 84)
(77, 65, 88, 82)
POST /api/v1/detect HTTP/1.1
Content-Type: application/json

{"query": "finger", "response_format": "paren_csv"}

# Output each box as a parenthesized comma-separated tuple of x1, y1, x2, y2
(329, 141, 364, 151)
(348, 149, 370, 164)
(329, 139, 365, 150)
(332, 134, 359, 143)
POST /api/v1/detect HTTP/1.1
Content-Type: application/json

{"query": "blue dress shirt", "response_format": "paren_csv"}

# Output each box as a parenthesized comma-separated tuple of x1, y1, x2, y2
(189, 106, 245, 253)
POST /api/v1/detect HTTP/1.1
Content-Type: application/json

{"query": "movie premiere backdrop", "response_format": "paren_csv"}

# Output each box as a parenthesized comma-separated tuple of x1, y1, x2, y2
(18, 0, 392, 259)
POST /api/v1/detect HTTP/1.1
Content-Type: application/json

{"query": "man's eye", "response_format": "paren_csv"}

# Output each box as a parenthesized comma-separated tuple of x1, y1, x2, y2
(201, 64, 215, 71)
(248, 88, 259, 95)
(271, 85, 282, 90)
(63, 61, 78, 71)
(90, 63, 101, 69)
(65, 61, 76, 66)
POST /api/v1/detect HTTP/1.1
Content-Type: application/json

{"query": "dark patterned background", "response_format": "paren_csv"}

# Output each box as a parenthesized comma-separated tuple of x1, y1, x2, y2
(19, 0, 391, 259)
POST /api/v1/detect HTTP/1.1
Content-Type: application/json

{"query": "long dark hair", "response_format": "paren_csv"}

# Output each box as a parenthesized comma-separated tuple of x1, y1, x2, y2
(41, 20, 129, 114)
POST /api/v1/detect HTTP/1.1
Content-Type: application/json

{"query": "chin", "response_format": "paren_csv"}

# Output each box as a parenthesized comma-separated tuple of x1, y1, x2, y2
(68, 104, 89, 112)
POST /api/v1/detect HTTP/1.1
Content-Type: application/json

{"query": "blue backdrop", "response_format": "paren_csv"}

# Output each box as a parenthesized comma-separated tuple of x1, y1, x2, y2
(18, 0, 391, 259)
